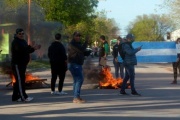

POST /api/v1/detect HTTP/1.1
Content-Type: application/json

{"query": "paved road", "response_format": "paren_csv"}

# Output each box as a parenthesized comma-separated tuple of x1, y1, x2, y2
(0, 56, 180, 120)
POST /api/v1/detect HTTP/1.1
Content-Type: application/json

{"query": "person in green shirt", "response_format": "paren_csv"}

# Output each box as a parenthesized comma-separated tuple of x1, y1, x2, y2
(99, 35, 109, 66)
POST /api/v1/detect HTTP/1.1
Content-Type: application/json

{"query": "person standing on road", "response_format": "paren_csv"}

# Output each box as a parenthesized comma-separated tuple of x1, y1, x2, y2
(171, 38, 180, 84)
(119, 33, 142, 96)
(99, 35, 109, 67)
(67, 31, 89, 103)
(11, 28, 41, 102)
(112, 36, 124, 79)
(48, 33, 68, 95)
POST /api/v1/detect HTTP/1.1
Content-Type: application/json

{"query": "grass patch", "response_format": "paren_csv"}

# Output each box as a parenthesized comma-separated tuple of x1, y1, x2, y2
(27, 60, 50, 71)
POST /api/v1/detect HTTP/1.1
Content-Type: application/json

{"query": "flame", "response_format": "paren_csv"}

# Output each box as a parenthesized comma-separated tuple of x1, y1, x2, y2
(99, 67, 123, 89)
(11, 73, 40, 84)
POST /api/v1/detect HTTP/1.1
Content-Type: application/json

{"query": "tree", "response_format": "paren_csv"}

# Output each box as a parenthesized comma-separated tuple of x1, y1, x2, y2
(128, 14, 174, 41)
(162, 0, 180, 29)
(37, 0, 99, 26)
(4, 0, 98, 26)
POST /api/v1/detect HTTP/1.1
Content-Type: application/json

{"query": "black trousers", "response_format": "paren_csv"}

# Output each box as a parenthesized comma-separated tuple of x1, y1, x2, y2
(172, 61, 180, 81)
(50, 62, 66, 92)
(12, 64, 28, 101)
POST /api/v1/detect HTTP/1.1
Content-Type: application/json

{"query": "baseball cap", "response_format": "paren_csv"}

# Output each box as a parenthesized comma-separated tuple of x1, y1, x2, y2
(126, 34, 134, 40)
(16, 28, 24, 34)
(73, 31, 81, 36)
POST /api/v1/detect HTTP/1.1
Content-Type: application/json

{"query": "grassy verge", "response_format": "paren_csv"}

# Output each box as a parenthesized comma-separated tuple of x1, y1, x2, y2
(27, 60, 50, 72)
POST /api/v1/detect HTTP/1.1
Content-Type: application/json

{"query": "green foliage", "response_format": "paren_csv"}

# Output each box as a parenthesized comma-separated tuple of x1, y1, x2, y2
(33, 0, 98, 26)
(128, 14, 173, 41)
(27, 60, 50, 71)
(163, 0, 180, 28)
(3, 0, 120, 48)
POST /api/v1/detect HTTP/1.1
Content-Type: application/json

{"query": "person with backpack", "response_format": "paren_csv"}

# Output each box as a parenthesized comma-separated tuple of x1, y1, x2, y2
(112, 36, 124, 79)
(119, 33, 142, 96)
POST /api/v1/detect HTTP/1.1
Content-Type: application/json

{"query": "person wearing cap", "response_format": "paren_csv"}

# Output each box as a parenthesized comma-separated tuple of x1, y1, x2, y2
(112, 36, 124, 79)
(67, 31, 89, 103)
(119, 33, 142, 96)
(11, 28, 41, 102)
(48, 33, 68, 95)
(99, 35, 109, 66)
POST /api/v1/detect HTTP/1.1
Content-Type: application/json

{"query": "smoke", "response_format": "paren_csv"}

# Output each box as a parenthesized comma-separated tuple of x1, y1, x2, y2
(83, 57, 102, 84)
(0, 1, 63, 59)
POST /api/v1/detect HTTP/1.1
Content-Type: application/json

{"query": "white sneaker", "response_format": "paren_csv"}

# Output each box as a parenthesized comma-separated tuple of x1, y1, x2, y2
(59, 91, 68, 95)
(24, 97, 33, 102)
(51, 91, 67, 95)
(51, 91, 61, 95)
(51, 91, 56, 95)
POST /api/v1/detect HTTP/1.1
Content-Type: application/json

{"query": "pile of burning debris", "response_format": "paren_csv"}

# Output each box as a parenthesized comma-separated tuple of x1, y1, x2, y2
(84, 64, 130, 89)
(0, 61, 49, 89)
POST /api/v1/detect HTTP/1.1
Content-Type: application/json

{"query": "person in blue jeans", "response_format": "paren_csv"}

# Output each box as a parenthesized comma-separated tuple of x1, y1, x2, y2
(112, 36, 124, 79)
(119, 34, 142, 96)
(67, 31, 89, 103)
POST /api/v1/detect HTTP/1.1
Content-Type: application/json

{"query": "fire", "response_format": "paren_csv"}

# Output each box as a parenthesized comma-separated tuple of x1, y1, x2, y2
(99, 66, 123, 89)
(11, 73, 40, 83)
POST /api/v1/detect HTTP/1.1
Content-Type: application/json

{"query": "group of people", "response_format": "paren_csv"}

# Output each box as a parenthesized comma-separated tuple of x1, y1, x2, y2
(112, 34, 142, 96)
(11, 28, 89, 103)
(11, 27, 179, 103)
(112, 35, 180, 92)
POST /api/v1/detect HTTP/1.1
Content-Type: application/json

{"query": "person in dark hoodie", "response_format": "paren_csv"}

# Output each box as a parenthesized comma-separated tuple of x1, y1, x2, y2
(11, 28, 41, 102)
(67, 31, 89, 103)
(48, 33, 68, 95)
(119, 33, 142, 96)
(112, 36, 124, 79)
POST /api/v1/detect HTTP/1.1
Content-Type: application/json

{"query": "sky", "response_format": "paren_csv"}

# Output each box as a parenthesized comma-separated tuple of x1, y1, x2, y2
(96, 0, 167, 36)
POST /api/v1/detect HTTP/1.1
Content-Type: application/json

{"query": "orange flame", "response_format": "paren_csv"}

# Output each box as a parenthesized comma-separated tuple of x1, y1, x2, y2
(11, 73, 40, 84)
(99, 67, 123, 89)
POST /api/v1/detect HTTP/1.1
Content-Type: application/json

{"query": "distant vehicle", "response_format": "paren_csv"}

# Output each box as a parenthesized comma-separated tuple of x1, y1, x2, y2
(84, 47, 93, 57)
(110, 39, 117, 54)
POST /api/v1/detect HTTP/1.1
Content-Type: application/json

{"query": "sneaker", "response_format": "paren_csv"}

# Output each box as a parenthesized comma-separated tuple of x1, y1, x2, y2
(59, 91, 68, 95)
(119, 91, 128, 95)
(171, 81, 177, 84)
(131, 91, 141, 96)
(24, 97, 34, 102)
(51, 91, 56, 95)
(51, 91, 60, 95)
(51, 91, 68, 95)
(12, 98, 22, 102)
(73, 98, 85, 103)
(17, 98, 22, 102)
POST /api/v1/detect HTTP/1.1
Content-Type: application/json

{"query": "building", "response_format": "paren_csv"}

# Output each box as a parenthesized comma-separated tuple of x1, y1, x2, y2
(170, 29, 180, 41)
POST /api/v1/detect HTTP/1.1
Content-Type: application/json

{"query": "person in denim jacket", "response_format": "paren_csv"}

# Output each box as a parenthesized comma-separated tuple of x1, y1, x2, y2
(119, 34, 142, 96)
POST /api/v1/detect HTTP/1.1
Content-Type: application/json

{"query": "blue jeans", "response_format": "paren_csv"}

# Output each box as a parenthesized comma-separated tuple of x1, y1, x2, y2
(68, 63, 84, 98)
(121, 64, 136, 92)
(113, 59, 124, 79)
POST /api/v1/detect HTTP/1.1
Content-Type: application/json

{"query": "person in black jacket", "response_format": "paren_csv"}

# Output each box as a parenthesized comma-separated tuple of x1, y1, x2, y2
(67, 31, 89, 103)
(11, 28, 41, 102)
(48, 33, 68, 95)
(112, 36, 124, 79)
